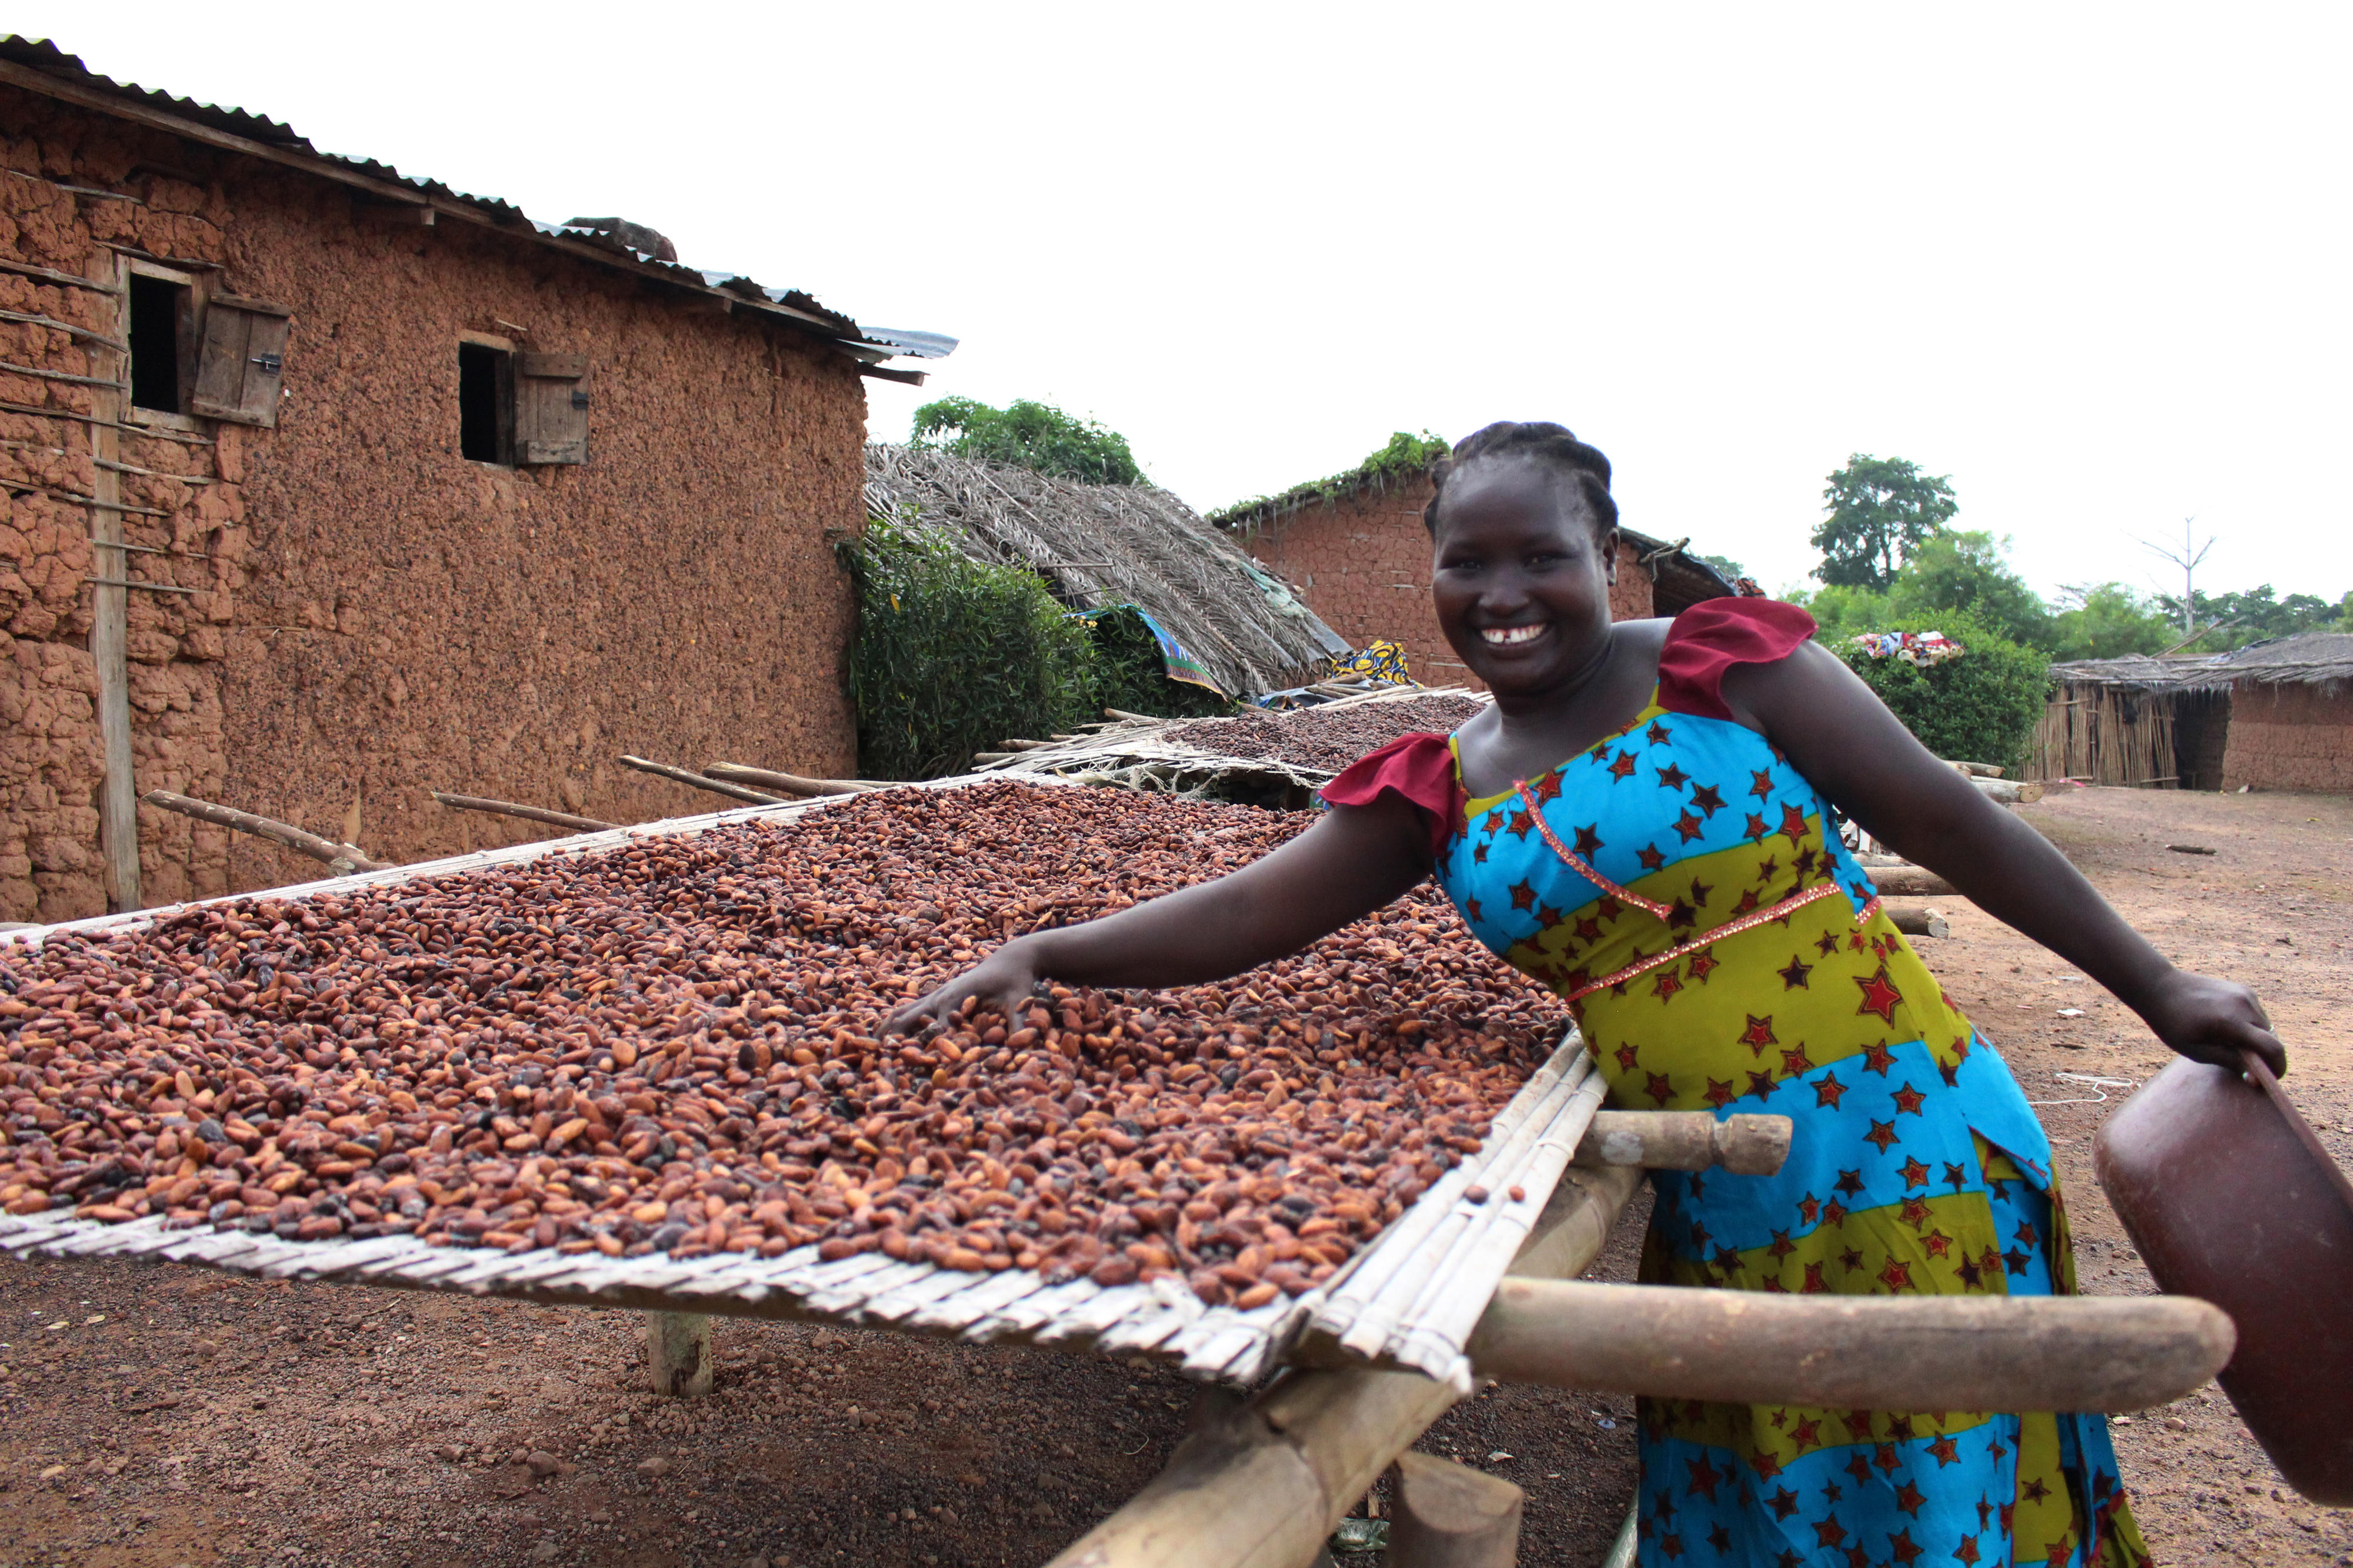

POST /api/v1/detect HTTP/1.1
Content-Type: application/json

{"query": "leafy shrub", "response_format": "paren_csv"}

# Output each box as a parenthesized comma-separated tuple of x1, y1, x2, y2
(1831, 611, 2051, 772)
(1080, 606, 1232, 720)
(838, 519, 1231, 779)
(838, 514, 1099, 779)
(910, 396, 1144, 486)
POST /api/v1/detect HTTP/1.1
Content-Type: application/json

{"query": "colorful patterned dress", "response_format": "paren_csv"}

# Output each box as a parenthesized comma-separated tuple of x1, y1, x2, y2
(1324, 600, 2147, 1568)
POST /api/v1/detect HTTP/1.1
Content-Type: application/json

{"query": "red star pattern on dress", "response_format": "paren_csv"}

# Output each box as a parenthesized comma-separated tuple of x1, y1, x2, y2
(1672, 809, 1705, 843)
(1742, 1013, 1778, 1049)
(1892, 1082, 1927, 1115)
(1743, 812, 1771, 842)
(1942, 1162, 1970, 1190)
(1464, 898, 1482, 922)
(1953, 1535, 1981, 1566)
(1646, 720, 1673, 746)
(1685, 1454, 1724, 1502)
(1861, 1039, 1899, 1076)
(1509, 880, 1536, 911)
(1614, 1042, 1641, 1072)
(1924, 1229, 1955, 1259)
(1823, 1199, 1848, 1226)
(1574, 915, 1603, 942)
(1747, 1069, 1777, 1099)
(1899, 1156, 1931, 1189)
(1815, 931, 1841, 957)
(1471, 842, 1488, 864)
(1657, 762, 1691, 790)
(1666, 899, 1697, 930)
(1864, 1119, 1899, 1152)
(1889, 1526, 1925, 1566)
(1854, 964, 1905, 1023)
(1878, 1259, 1913, 1290)
(1800, 1260, 1828, 1293)
(1607, 750, 1638, 780)
(1637, 843, 1667, 870)
(1685, 948, 1720, 983)
(1731, 889, 1762, 916)
(1652, 970, 1685, 1004)
(1777, 802, 1812, 845)
(1778, 953, 1814, 989)
(1925, 1434, 1961, 1468)
(1529, 772, 1563, 805)
(1645, 1072, 1674, 1104)
(1893, 1479, 1927, 1517)
(1749, 768, 1776, 800)
(1767, 1227, 1796, 1257)
(1898, 1196, 1934, 1230)
(1812, 1070, 1846, 1108)
(1571, 823, 1604, 858)
(1689, 783, 1726, 818)
(1507, 809, 1535, 839)
(1597, 896, 1622, 921)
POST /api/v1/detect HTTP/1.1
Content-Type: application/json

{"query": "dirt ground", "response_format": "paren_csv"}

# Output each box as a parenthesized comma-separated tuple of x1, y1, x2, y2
(0, 785, 2347, 1567)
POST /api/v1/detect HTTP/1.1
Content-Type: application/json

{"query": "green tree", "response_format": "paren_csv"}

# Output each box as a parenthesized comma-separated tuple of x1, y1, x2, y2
(1831, 611, 2050, 773)
(1699, 552, 1749, 583)
(2045, 583, 2176, 661)
(2155, 583, 2345, 650)
(1785, 582, 1894, 645)
(1811, 455, 1959, 589)
(1885, 531, 2051, 649)
(911, 396, 1145, 486)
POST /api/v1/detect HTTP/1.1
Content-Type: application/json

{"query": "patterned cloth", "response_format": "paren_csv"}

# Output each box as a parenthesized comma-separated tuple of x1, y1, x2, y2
(1322, 605, 2147, 1568)
(1333, 639, 1414, 686)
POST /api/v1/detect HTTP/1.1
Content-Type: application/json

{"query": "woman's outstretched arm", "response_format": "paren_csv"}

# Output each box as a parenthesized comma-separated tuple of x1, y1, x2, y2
(1724, 643, 2287, 1075)
(883, 789, 1432, 1035)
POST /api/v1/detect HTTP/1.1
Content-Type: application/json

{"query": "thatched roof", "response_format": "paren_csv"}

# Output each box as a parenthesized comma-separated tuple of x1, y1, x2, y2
(864, 445, 1351, 698)
(2049, 630, 2353, 693)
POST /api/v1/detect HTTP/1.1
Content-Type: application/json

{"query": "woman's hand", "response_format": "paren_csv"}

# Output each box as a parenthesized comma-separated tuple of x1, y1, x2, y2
(884, 938, 1044, 1037)
(2132, 967, 2288, 1076)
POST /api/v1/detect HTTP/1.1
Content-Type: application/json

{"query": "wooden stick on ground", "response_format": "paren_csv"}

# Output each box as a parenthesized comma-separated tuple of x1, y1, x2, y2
(429, 792, 619, 835)
(616, 755, 782, 805)
(1467, 1280, 2234, 1413)
(703, 763, 889, 798)
(1884, 903, 1952, 939)
(141, 790, 391, 875)
(1103, 708, 1165, 723)
(1867, 864, 1960, 898)
(1045, 1164, 1643, 1568)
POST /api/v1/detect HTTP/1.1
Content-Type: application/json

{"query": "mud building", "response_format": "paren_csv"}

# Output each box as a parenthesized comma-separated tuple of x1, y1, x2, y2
(0, 38, 950, 923)
(1211, 448, 1739, 689)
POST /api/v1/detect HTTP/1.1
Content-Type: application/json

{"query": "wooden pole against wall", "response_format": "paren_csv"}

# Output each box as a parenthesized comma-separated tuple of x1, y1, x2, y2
(86, 250, 139, 912)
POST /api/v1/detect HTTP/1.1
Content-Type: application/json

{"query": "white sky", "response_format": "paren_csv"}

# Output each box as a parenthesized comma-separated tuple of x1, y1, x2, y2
(25, 4, 2351, 601)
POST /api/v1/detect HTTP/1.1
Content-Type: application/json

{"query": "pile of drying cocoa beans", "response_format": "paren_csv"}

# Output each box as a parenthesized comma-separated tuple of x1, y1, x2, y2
(0, 781, 1567, 1306)
(1162, 693, 1487, 774)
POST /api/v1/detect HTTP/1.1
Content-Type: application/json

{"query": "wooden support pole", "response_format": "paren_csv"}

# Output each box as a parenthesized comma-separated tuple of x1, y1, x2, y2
(88, 249, 138, 913)
(1884, 903, 1951, 939)
(702, 762, 888, 797)
(141, 790, 391, 875)
(1866, 864, 1959, 898)
(1045, 1164, 1641, 1568)
(429, 790, 618, 834)
(616, 755, 782, 805)
(1465, 1280, 2234, 1413)
(1103, 708, 1165, 723)
(1571, 1112, 1789, 1175)
(646, 1311, 712, 1397)
(1971, 777, 2044, 805)
(1386, 1452, 1523, 1568)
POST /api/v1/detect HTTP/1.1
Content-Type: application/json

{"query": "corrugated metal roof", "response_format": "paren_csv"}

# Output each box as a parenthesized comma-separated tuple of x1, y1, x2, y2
(0, 35, 950, 365)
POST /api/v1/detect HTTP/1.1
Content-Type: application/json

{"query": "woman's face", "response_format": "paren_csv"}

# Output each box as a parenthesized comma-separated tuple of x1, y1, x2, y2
(1429, 456, 1618, 697)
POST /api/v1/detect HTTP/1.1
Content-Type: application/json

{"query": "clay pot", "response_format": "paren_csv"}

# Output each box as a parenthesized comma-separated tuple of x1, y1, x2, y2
(2094, 1053, 2353, 1503)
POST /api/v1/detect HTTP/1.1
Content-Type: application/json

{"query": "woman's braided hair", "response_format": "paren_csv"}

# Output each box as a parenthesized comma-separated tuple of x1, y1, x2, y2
(1423, 421, 1619, 542)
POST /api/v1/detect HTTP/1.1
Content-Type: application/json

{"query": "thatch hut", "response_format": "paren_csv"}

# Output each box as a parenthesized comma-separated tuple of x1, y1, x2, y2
(862, 443, 1351, 699)
(2034, 631, 2353, 792)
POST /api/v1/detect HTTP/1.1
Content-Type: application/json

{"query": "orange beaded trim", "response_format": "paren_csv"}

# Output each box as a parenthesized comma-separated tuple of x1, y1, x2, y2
(1560, 885, 1875, 1002)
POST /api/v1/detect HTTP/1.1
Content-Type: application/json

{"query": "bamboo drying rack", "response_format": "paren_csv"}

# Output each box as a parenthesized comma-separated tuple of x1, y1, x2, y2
(0, 773, 1599, 1389)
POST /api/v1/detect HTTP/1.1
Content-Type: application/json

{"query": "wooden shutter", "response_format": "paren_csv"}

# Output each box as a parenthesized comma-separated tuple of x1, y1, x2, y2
(515, 352, 589, 465)
(189, 293, 293, 426)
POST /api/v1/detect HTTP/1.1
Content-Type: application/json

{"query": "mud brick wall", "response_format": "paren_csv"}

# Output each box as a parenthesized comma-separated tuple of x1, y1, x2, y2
(1228, 474, 1653, 692)
(0, 85, 867, 922)
(2219, 682, 2352, 794)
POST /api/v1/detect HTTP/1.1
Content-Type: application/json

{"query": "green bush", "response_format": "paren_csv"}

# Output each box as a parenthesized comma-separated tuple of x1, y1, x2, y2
(909, 396, 1144, 486)
(1080, 606, 1232, 720)
(838, 514, 1099, 780)
(838, 519, 1232, 779)
(1829, 612, 2051, 773)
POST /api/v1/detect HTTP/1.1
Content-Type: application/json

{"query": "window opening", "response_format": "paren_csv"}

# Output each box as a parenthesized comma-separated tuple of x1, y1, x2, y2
(458, 342, 512, 463)
(126, 273, 189, 413)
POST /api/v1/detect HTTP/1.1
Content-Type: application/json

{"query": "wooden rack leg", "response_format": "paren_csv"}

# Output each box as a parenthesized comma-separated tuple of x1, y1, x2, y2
(646, 1310, 712, 1397)
(1044, 1165, 1640, 1568)
(1387, 1451, 1522, 1567)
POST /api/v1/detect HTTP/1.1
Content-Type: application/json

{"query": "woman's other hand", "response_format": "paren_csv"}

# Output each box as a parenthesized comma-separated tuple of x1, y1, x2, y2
(2135, 968, 2288, 1076)
(884, 939, 1044, 1037)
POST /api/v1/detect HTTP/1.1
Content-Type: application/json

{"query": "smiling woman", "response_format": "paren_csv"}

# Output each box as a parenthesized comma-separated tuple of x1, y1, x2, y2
(891, 421, 2284, 1568)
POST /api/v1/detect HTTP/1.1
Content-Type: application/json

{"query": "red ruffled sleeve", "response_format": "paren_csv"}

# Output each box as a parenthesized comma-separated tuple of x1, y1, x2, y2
(1656, 598, 1818, 720)
(1318, 732, 1458, 860)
